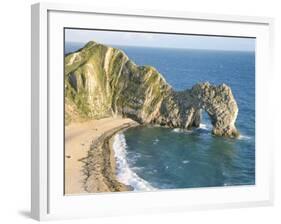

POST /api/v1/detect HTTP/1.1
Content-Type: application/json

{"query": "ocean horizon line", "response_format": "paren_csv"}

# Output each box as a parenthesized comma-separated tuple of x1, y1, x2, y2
(65, 41, 255, 53)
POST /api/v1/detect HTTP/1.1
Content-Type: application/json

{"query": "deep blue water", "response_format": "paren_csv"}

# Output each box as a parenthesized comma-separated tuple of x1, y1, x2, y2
(65, 42, 255, 190)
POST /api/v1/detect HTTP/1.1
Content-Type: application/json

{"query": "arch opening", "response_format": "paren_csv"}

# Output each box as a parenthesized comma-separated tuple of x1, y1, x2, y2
(199, 110, 213, 131)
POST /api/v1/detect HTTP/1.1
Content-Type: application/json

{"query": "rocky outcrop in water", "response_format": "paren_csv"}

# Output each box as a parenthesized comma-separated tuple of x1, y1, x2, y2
(189, 83, 239, 137)
(65, 41, 239, 137)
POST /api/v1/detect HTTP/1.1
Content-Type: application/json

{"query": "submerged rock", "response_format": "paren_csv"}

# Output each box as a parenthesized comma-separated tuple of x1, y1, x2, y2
(65, 41, 239, 137)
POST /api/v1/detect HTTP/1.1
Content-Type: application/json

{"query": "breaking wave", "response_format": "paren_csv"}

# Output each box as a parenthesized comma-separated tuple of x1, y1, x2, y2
(112, 133, 156, 191)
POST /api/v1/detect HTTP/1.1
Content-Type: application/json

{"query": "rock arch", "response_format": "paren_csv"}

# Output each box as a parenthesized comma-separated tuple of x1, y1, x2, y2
(188, 82, 239, 138)
(64, 41, 239, 138)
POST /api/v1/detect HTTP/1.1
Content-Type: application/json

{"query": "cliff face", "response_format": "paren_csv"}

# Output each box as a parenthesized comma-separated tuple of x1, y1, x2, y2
(65, 41, 239, 137)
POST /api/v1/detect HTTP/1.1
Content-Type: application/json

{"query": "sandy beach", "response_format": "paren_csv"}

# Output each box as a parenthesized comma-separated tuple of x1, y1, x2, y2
(65, 117, 138, 195)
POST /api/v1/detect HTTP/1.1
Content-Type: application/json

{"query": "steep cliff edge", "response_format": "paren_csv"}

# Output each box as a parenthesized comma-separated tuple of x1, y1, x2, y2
(65, 41, 239, 137)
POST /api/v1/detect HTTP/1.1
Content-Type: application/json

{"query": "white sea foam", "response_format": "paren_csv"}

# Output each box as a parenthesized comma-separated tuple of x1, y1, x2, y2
(172, 123, 212, 133)
(182, 160, 190, 164)
(238, 135, 252, 140)
(199, 123, 212, 131)
(153, 138, 159, 144)
(172, 128, 192, 133)
(172, 128, 181, 133)
(113, 133, 156, 191)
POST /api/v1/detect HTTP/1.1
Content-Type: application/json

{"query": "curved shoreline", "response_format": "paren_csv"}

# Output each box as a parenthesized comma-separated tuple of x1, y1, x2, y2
(64, 117, 138, 195)
(81, 121, 139, 193)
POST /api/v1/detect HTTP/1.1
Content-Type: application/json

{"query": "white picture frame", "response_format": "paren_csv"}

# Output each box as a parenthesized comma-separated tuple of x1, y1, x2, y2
(31, 2, 274, 221)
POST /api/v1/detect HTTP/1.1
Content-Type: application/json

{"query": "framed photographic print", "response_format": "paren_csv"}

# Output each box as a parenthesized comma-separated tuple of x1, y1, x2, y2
(31, 2, 274, 221)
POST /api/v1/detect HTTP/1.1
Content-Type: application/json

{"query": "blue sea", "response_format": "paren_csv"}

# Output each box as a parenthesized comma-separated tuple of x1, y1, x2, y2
(65, 42, 255, 191)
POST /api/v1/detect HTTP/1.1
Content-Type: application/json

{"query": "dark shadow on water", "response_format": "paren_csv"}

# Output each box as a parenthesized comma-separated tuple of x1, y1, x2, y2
(193, 128, 210, 135)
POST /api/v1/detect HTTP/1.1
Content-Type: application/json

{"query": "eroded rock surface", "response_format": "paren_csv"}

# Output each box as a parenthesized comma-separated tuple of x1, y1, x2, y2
(65, 41, 239, 137)
(189, 83, 239, 137)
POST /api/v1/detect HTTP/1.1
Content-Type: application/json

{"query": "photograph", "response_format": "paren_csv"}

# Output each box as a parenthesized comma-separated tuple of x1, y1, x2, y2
(64, 28, 255, 195)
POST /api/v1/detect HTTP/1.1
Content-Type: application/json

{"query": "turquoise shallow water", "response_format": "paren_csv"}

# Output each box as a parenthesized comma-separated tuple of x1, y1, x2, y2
(65, 42, 255, 190)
